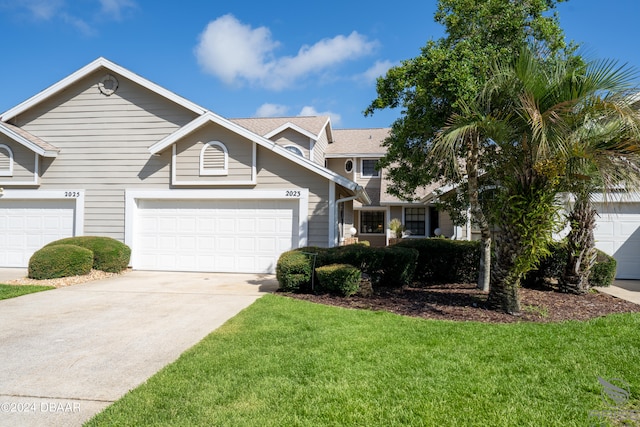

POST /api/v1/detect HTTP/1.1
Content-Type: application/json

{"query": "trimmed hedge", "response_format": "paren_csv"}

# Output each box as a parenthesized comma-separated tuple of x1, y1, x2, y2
(590, 251, 617, 288)
(379, 246, 419, 288)
(46, 236, 131, 273)
(276, 244, 419, 292)
(276, 251, 313, 292)
(28, 244, 93, 280)
(315, 264, 361, 296)
(395, 239, 480, 284)
(523, 242, 617, 288)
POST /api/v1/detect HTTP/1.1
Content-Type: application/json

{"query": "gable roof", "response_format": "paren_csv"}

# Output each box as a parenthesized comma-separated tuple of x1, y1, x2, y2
(326, 128, 389, 157)
(0, 122, 59, 157)
(230, 116, 332, 142)
(150, 112, 371, 204)
(0, 57, 206, 122)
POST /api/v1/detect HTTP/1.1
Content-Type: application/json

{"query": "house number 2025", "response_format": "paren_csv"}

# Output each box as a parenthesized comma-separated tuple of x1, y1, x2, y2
(285, 190, 301, 197)
(64, 191, 80, 198)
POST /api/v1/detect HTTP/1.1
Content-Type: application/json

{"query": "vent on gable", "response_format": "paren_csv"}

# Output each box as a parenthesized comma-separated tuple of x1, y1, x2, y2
(200, 141, 228, 176)
(98, 74, 119, 96)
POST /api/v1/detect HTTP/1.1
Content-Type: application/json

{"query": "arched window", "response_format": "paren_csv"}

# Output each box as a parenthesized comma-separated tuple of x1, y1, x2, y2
(200, 141, 228, 176)
(284, 145, 304, 157)
(0, 144, 13, 177)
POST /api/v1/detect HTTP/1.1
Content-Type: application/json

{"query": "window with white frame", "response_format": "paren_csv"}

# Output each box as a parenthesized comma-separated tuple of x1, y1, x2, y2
(360, 211, 385, 234)
(360, 159, 380, 178)
(404, 207, 426, 236)
(284, 145, 304, 157)
(0, 144, 13, 177)
(200, 141, 228, 176)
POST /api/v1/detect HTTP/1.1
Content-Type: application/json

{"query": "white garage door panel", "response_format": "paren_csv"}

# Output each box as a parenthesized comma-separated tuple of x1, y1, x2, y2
(135, 199, 298, 273)
(594, 202, 640, 279)
(0, 200, 76, 267)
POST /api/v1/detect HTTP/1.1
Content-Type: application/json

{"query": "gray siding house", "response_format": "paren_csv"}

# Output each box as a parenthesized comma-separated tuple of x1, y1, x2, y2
(1, 57, 637, 279)
(0, 58, 368, 273)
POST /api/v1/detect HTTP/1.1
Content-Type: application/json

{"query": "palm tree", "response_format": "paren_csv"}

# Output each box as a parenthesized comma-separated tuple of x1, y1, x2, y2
(560, 103, 640, 293)
(437, 48, 640, 313)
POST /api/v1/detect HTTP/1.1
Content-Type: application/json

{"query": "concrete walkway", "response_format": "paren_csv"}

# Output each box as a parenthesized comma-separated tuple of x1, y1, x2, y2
(599, 280, 640, 305)
(0, 270, 277, 426)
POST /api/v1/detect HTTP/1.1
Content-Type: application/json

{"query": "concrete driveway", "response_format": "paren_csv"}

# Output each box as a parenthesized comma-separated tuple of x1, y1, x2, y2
(0, 270, 277, 427)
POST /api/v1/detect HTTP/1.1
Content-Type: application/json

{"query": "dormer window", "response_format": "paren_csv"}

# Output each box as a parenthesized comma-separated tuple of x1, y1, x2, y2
(0, 144, 13, 176)
(285, 145, 304, 157)
(200, 141, 228, 176)
(361, 159, 380, 178)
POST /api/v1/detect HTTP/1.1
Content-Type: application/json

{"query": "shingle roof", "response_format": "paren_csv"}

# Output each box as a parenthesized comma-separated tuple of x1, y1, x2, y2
(326, 128, 390, 156)
(0, 122, 60, 157)
(230, 116, 330, 139)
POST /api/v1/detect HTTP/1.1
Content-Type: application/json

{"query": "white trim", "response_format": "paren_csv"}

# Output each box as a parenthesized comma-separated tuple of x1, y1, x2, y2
(171, 144, 256, 186)
(0, 123, 58, 158)
(360, 158, 380, 178)
(0, 189, 84, 236)
(0, 144, 13, 176)
(309, 139, 315, 162)
(0, 153, 40, 186)
(199, 141, 228, 176)
(125, 189, 309, 267)
(325, 153, 387, 159)
(1, 57, 205, 121)
(264, 122, 320, 141)
(328, 181, 336, 246)
(152, 112, 370, 203)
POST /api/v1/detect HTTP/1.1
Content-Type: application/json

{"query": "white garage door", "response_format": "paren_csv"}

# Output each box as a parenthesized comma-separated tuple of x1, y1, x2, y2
(594, 202, 640, 279)
(134, 199, 298, 273)
(0, 199, 76, 267)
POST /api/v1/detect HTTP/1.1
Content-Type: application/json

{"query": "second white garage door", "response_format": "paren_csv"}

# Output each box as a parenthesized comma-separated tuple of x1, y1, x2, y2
(594, 202, 640, 279)
(134, 199, 298, 273)
(0, 199, 76, 267)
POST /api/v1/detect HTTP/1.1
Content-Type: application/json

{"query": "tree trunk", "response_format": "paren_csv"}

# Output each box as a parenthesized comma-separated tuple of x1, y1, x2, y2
(466, 135, 491, 291)
(560, 197, 597, 294)
(487, 223, 522, 314)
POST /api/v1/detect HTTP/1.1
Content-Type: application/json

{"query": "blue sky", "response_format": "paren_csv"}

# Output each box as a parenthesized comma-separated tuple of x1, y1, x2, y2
(0, 1, 638, 129)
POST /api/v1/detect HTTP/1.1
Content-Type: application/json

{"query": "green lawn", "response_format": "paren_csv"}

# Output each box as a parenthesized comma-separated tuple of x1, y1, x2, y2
(86, 295, 640, 426)
(0, 284, 54, 300)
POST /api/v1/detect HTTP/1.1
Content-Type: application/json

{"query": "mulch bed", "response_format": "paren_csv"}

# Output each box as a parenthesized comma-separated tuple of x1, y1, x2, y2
(283, 283, 640, 323)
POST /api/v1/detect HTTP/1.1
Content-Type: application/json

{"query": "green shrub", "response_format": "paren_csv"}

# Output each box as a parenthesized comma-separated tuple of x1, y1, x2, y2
(589, 250, 617, 287)
(523, 242, 617, 288)
(321, 244, 385, 275)
(522, 241, 568, 288)
(315, 264, 361, 296)
(46, 236, 130, 273)
(395, 239, 480, 284)
(276, 251, 313, 292)
(379, 246, 419, 288)
(28, 244, 93, 280)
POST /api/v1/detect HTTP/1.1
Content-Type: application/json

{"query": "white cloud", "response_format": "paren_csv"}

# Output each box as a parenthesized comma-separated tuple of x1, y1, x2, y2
(4, 0, 65, 20)
(255, 103, 289, 117)
(195, 14, 377, 90)
(99, 0, 136, 20)
(60, 12, 95, 36)
(195, 14, 278, 86)
(299, 106, 341, 127)
(360, 60, 395, 84)
(1, 0, 135, 33)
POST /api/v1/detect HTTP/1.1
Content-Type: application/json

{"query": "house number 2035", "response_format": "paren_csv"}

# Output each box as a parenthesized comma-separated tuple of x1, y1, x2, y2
(285, 190, 301, 197)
